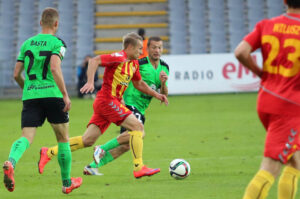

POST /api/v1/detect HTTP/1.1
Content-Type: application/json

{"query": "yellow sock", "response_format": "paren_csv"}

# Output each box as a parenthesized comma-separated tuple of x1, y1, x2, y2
(47, 136, 84, 159)
(128, 131, 144, 171)
(243, 170, 275, 199)
(278, 166, 300, 199)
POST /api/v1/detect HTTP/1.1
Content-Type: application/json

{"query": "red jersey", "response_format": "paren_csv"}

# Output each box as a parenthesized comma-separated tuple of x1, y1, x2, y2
(97, 50, 142, 101)
(244, 13, 300, 115)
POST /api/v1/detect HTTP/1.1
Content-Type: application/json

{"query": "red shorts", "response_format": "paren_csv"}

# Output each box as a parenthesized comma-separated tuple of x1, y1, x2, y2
(88, 97, 132, 134)
(258, 111, 300, 164)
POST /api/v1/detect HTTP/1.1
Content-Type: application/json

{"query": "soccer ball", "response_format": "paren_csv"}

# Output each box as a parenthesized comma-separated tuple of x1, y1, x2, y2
(169, 159, 191, 179)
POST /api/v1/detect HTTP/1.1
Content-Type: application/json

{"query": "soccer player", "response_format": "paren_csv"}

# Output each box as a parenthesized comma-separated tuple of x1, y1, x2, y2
(2, 8, 82, 194)
(39, 32, 168, 178)
(235, 1, 300, 198)
(83, 36, 169, 175)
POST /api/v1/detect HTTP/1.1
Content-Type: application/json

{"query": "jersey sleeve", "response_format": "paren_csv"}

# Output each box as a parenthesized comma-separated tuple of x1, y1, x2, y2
(243, 20, 265, 51)
(17, 42, 26, 62)
(132, 60, 142, 81)
(100, 52, 125, 67)
(52, 38, 67, 60)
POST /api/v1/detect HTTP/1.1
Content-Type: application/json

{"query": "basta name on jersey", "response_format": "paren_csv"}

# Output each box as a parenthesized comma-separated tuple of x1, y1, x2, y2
(30, 40, 47, 46)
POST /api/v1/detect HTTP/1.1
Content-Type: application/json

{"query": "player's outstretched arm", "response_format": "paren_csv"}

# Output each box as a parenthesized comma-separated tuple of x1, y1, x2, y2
(159, 71, 168, 96)
(50, 55, 71, 112)
(132, 80, 168, 105)
(80, 55, 101, 94)
(235, 40, 263, 78)
(13, 62, 25, 89)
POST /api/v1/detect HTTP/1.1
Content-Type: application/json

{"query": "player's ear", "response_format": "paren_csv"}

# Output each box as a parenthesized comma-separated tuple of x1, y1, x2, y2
(54, 20, 58, 28)
(40, 20, 42, 27)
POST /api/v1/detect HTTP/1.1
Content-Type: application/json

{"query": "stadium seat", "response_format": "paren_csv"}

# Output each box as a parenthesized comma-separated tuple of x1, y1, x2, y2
(58, 0, 74, 10)
(247, 6, 265, 30)
(77, 0, 94, 11)
(189, 33, 207, 54)
(0, 11, 15, 24)
(267, 8, 283, 18)
(0, 49, 14, 61)
(169, 0, 188, 54)
(266, 0, 284, 9)
(75, 0, 94, 66)
(210, 31, 226, 43)
(0, 0, 15, 12)
(227, 0, 244, 8)
(246, 0, 263, 8)
(38, 0, 55, 11)
(228, 7, 244, 20)
(210, 42, 227, 53)
(188, 0, 205, 9)
(229, 19, 247, 34)
(266, 0, 285, 18)
(78, 12, 94, 23)
(170, 42, 187, 54)
(76, 46, 94, 59)
(229, 31, 245, 52)
(19, 13, 35, 26)
(0, 26, 15, 37)
(208, 0, 224, 10)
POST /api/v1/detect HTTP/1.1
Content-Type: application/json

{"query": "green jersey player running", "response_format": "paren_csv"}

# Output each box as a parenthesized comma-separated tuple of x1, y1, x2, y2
(84, 36, 169, 175)
(2, 8, 82, 194)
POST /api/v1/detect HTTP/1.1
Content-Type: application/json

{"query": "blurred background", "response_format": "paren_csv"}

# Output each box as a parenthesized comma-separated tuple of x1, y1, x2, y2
(0, 0, 285, 98)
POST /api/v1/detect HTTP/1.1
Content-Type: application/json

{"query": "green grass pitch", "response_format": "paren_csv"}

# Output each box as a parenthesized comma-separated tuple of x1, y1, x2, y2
(0, 93, 284, 198)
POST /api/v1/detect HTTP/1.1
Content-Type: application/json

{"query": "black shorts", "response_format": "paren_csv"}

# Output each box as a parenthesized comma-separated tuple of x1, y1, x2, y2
(120, 105, 145, 134)
(21, 98, 69, 128)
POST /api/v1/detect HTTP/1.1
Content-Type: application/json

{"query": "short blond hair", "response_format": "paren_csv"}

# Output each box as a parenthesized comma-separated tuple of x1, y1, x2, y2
(122, 32, 143, 49)
(41, 7, 59, 27)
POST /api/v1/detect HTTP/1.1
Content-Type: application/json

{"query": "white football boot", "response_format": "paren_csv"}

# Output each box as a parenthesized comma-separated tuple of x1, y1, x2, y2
(93, 145, 106, 165)
(83, 165, 103, 176)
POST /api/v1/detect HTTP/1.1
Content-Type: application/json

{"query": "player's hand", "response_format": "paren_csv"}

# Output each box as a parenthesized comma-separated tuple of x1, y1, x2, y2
(63, 95, 71, 112)
(159, 71, 168, 84)
(156, 94, 168, 106)
(80, 82, 95, 94)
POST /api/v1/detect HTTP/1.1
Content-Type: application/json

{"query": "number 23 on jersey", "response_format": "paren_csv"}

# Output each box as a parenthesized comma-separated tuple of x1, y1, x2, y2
(262, 35, 300, 77)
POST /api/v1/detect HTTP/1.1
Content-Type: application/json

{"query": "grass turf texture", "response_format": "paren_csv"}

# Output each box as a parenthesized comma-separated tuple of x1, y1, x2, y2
(0, 93, 282, 199)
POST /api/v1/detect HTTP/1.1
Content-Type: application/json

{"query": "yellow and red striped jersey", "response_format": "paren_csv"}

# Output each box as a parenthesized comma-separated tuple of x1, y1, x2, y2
(97, 50, 142, 101)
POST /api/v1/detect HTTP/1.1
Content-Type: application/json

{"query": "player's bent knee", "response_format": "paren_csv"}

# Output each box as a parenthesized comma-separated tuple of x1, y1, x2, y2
(82, 134, 97, 147)
(133, 121, 144, 132)
(82, 124, 101, 147)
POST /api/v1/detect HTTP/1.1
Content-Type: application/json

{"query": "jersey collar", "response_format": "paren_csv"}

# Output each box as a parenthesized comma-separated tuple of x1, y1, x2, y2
(121, 50, 127, 59)
(146, 56, 161, 70)
(284, 13, 300, 22)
